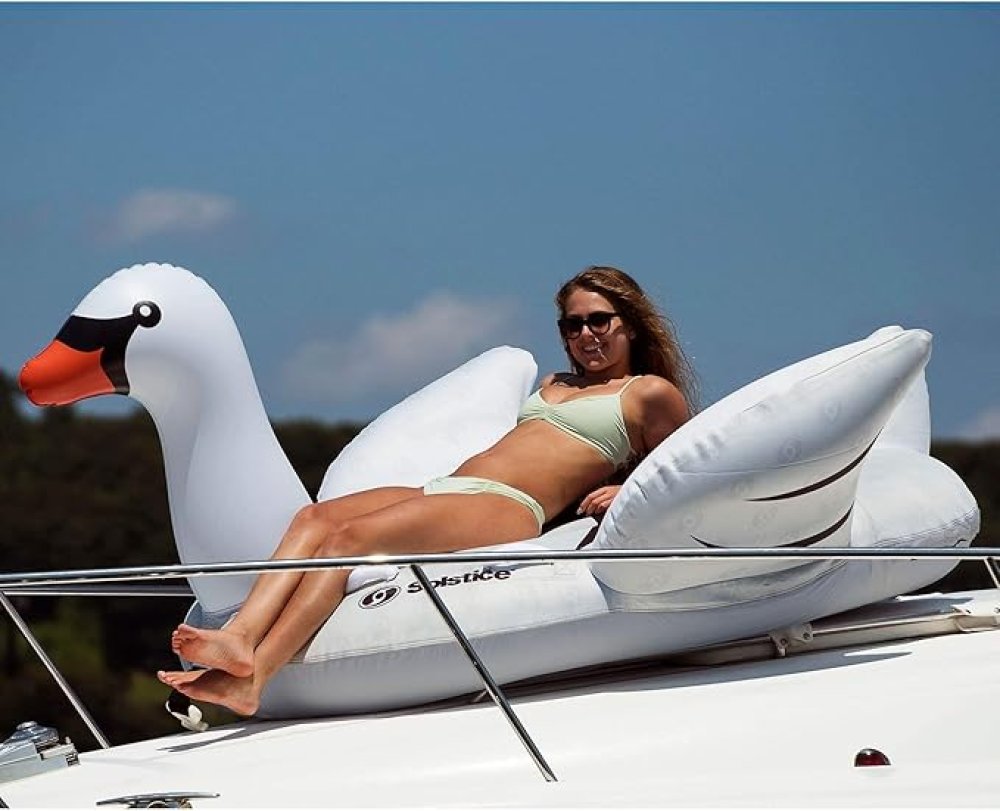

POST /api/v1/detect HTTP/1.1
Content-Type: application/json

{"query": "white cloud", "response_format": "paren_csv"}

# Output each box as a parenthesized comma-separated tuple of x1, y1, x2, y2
(958, 406, 1000, 441)
(284, 291, 520, 404)
(106, 188, 237, 243)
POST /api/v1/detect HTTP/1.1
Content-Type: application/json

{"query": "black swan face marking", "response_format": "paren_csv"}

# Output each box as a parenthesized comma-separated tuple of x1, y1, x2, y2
(20, 300, 163, 405)
(133, 301, 162, 328)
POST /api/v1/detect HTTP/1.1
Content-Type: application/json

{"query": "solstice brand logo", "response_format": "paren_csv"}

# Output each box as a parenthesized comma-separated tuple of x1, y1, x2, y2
(358, 584, 401, 609)
(358, 568, 516, 607)
(406, 568, 512, 593)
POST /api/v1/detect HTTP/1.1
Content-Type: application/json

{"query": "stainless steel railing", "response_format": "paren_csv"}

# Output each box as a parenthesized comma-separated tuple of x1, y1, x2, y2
(3, 545, 1000, 590)
(3, 546, 999, 782)
(0, 591, 111, 750)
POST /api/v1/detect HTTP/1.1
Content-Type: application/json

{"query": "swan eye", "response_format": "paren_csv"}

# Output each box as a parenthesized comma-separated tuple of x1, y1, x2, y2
(133, 301, 161, 328)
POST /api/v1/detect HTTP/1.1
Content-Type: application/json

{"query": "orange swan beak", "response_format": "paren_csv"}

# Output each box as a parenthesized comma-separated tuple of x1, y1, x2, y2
(20, 339, 117, 406)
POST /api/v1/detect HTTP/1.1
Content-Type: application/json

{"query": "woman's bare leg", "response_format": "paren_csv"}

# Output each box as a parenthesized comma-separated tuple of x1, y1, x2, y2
(169, 487, 420, 675)
(159, 492, 539, 715)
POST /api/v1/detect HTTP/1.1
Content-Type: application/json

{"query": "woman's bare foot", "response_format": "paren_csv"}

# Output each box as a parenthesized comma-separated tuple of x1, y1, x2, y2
(164, 669, 261, 717)
(157, 669, 207, 688)
(171, 624, 254, 678)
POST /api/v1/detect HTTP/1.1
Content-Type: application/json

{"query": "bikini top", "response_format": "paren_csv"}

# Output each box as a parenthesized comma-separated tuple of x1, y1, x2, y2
(516, 376, 642, 468)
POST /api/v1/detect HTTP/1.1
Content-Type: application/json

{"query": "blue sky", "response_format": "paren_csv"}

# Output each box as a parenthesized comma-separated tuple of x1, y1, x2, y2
(2, 3, 998, 439)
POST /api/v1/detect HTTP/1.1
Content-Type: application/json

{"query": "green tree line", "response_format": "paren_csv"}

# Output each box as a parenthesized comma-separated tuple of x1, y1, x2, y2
(0, 369, 997, 749)
(0, 370, 363, 747)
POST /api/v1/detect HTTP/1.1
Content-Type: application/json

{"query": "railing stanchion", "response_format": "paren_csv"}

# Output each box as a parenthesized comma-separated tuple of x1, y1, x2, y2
(0, 590, 110, 750)
(411, 564, 558, 783)
(984, 558, 1000, 589)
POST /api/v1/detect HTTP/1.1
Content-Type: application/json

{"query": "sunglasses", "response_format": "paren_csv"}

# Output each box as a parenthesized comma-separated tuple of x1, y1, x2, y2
(557, 311, 620, 339)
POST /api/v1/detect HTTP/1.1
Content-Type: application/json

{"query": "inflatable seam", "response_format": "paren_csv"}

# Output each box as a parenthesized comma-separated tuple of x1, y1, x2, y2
(602, 561, 849, 613)
(799, 333, 910, 381)
(673, 445, 873, 475)
(869, 512, 978, 547)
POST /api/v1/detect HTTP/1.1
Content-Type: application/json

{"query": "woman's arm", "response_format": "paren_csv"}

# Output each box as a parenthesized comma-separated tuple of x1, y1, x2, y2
(636, 375, 690, 452)
(578, 485, 620, 517)
(578, 377, 689, 518)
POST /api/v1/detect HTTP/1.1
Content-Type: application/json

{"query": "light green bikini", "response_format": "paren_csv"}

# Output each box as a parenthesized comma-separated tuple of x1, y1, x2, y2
(423, 476, 548, 530)
(422, 377, 642, 531)
(516, 376, 641, 469)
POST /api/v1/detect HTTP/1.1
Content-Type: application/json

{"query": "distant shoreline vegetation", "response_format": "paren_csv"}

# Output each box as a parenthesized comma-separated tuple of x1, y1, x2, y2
(0, 367, 997, 747)
(1, 367, 368, 746)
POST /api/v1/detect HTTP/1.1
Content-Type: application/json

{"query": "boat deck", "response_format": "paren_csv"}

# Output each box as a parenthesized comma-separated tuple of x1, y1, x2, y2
(4, 589, 999, 807)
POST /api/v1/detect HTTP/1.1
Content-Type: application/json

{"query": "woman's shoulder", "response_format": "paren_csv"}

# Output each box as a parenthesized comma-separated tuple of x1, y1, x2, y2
(629, 375, 690, 422)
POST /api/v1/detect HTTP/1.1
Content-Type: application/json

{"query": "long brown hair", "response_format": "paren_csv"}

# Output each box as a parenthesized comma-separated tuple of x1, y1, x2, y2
(555, 265, 699, 411)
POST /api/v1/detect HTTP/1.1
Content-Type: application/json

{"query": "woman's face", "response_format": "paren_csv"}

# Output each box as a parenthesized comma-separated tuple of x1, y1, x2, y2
(560, 288, 633, 376)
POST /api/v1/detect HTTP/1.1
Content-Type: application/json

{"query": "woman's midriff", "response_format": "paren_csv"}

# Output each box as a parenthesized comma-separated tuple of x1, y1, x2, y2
(451, 421, 616, 520)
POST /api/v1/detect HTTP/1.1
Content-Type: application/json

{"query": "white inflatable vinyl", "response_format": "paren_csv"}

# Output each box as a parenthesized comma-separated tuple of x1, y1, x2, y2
(318, 347, 537, 498)
(21, 264, 310, 615)
(19, 264, 980, 720)
(592, 327, 933, 599)
(242, 323, 976, 718)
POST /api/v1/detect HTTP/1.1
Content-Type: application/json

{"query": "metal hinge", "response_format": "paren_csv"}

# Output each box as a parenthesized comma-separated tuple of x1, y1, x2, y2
(96, 791, 220, 808)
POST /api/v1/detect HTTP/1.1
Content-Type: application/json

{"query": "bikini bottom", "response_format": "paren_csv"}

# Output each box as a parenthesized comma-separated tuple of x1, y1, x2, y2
(423, 476, 546, 532)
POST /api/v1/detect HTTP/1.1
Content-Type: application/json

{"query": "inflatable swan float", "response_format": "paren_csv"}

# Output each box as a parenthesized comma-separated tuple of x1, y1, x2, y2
(20, 263, 980, 719)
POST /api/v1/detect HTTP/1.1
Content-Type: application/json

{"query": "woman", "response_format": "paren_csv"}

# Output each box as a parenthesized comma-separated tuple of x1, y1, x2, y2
(158, 265, 696, 715)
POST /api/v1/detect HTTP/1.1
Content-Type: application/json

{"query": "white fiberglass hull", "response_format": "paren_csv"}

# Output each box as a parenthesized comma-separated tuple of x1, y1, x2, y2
(5, 590, 999, 808)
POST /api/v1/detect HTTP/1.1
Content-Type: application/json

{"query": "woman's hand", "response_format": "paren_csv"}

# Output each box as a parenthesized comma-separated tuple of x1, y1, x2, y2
(577, 485, 622, 517)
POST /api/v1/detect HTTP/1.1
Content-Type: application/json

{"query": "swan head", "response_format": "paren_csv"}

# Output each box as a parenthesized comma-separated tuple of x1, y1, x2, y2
(19, 262, 245, 410)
